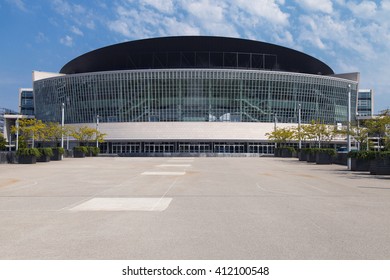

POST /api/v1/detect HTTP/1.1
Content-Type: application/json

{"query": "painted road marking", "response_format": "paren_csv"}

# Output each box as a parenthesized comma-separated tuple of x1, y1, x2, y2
(69, 197, 172, 211)
(141, 171, 186, 176)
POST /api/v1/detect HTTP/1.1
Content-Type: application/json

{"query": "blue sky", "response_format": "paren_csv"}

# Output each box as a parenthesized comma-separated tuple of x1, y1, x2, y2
(1, 0, 389, 113)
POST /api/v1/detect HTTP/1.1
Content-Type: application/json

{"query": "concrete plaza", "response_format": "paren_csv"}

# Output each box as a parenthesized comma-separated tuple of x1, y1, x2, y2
(0, 157, 389, 259)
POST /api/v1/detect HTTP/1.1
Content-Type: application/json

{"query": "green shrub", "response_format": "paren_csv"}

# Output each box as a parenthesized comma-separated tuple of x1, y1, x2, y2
(280, 146, 296, 153)
(317, 148, 336, 156)
(378, 151, 390, 159)
(38, 147, 54, 157)
(52, 147, 65, 155)
(88, 146, 100, 156)
(16, 148, 41, 157)
(348, 150, 378, 159)
(303, 148, 335, 156)
(303, 148, 317, 155)
(74, 146, 88, 154)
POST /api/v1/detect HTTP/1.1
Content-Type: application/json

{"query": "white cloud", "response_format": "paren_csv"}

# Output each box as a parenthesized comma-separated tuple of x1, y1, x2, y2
(108, 20, 132, 38)
(60, 35, 73, 47)
(295, 0, 333, 13)
(273, 30, 294, 46)
(52, 0, 72, 16)
(185, 0, 225, 22)
(347, 1, 377, 18)
(35, 32, 49, 43)
(162, 17, 200, 36)
(234, 0, 290, 26)
(71, 26, 84, 36)
(6, 0, 27, 12)
(142, 0, 174, 14)
(86, 20, 96, 30)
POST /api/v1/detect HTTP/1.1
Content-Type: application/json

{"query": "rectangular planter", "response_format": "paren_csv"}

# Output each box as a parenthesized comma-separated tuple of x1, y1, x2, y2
(281, 149, 294, 158)
(18, 155, 37, 164)
(370, 158, 390, 175)
(333, 153, 347, 165)
(351, 158, 370, 171)
(298, 151, 307, 161)
(50, 149, 63, 161)
(316, 153, 334, 164)
(306, 153, 316, 163)
(37, 155, 51, 162)
(73, 150, 86, 158)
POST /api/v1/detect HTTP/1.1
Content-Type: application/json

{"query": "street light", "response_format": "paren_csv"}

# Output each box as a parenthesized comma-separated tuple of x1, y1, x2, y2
(96, 114, 99, 148)
(15, 117, 19, 151)
(61, 103, 65, 149)
(298, 104, 302, 150)
(347, 84, 351, 170)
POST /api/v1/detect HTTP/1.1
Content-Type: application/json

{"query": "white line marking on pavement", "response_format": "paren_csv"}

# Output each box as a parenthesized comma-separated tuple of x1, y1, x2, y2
(151, 177, 179, 211)
(68, 197, 172, 211)
(141, 171, 186, 176)
(157, 164, 192, 167)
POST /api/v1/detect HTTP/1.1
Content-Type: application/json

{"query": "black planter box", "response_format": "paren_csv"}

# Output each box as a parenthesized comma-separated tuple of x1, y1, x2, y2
(281, 149, 294, 158)
(18, 155, 37, 164)
(370, 158, 390, 175)
(306, 153, 316, 163)
(50, 149, 62, 161)
(37, 155, 51, 162)
(333, 153, 347, 165)
(73, 150, 86, 158)
(316, 153, 333, 164)
(351, 158, 370, 171)
(298, 151, 307, 161)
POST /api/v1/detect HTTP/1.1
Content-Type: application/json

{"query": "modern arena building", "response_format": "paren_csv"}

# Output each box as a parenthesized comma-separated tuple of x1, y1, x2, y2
(33, 36, 359, 155)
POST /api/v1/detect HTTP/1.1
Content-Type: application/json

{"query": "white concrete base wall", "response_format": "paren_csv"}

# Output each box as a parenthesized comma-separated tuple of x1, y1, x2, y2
(67, 122, 297, 141)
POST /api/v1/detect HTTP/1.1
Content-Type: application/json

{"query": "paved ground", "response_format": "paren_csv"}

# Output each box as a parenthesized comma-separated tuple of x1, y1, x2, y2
(0, 157, 389, 260)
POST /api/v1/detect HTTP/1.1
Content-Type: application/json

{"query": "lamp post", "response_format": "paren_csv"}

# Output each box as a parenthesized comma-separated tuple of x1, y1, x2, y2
(347, 84, 351, 170)
(96, 114, 99, 148)
(61, 103, 65, 149)
(15, 117, 19, 151)
(298, 104, 302, 150)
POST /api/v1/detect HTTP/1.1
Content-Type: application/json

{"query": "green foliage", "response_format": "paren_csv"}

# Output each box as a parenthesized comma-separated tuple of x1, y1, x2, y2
(73, 146, 88, 154)
(11, 119, 47, 147)
(378, 151, 390, 159)
(302, 148, 316, 155)
(0, 132, 6, 150)
(16, 148, 41, 157)
(302, 147, 336, 156)
(280, 146, 296, 153)
(69, 126, 106, 145)
(53, 147, 65, 155)
(301, 120, 335, 148)
(316, 148, 336, 156)
(37, 147, 54, 157)
(44, 122, 70, 143)
(266, 127, 295, 147)
(88, 146, 100, 156)
(348, 150, 378, 160)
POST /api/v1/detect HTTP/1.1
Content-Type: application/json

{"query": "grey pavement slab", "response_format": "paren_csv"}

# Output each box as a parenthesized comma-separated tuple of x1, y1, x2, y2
(0, 157, 389, 259)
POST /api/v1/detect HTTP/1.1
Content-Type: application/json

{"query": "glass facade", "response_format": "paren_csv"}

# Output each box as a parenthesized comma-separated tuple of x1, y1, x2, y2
(34, 69, 358, 125)
(357, 89, 373, 116)
(19, 89, 34, 115)
(101, 141, 276, 155)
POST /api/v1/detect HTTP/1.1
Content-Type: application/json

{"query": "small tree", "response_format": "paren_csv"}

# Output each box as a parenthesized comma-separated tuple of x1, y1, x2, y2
(302, 120, 334, 148)
(70, 126, 106, 146)
(266, 127, 295, 148)
(363, 113, 390, 151)
(11, 118, 46, 148)
(44, 122, 70, 147)
(0, 132, 7, 150)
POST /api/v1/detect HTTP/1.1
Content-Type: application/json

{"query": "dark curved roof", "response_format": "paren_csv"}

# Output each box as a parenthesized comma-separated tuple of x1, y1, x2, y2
(60, 36, 334, 75)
